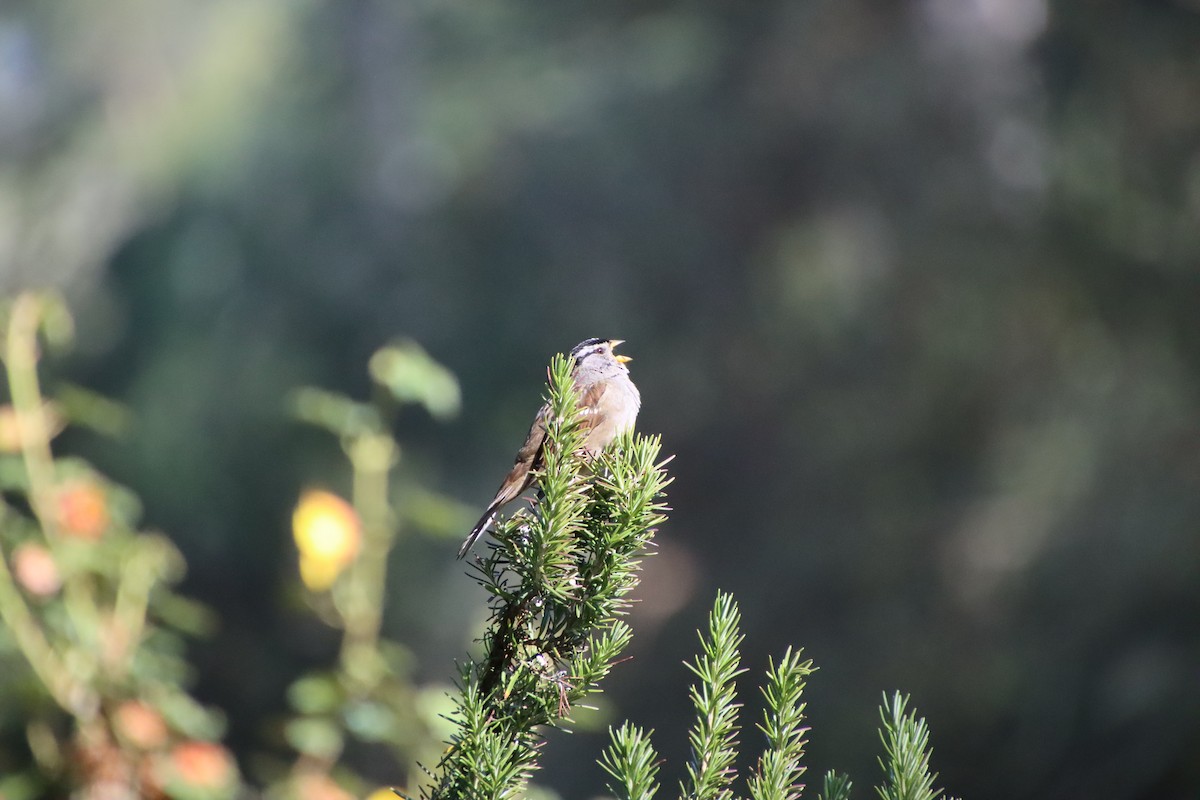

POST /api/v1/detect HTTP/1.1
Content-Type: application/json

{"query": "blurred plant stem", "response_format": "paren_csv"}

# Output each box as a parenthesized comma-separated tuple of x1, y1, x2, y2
(283, 342, 464, 795)
(292, 340, 463, 686)
(340, 432, 398, 692)
(0, 292, 97, 720)
(107, 537, 167, 674)
(0, 503, 75, 711)
(6, 295, 60, 532)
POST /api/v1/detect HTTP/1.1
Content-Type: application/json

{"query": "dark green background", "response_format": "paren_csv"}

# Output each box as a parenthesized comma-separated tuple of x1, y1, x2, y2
(3, 1, 1198, 798)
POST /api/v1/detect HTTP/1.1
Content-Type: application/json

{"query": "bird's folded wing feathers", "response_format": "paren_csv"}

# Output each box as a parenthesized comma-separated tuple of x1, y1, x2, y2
(576, 380, 609, 428)
(457, 384, 608, 559)
(512, 403, 550, 467)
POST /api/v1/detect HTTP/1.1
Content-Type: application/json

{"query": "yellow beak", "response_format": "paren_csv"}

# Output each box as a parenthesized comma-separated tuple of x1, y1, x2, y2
(609, 340, 631, 363)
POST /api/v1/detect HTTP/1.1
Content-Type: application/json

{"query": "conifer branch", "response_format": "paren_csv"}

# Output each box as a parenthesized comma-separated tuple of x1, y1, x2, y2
(680, 591, 746, 800)
(426, 353, 671, 800)
(819, 771, 853, 800)
(747, 647, 816, 800)
(875, 692, 946, 800)
(600, 722, 661, 800)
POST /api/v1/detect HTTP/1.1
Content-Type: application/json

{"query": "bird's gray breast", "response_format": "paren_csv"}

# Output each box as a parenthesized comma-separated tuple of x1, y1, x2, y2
(584, 374, 641, 453)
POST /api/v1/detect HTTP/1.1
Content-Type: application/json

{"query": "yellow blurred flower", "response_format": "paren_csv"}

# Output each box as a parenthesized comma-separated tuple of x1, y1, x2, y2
(366, 787, 404, 800)
(292, 489, 362, 591)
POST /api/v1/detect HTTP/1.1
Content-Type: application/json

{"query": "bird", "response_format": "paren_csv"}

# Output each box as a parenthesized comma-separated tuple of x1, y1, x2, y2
(457, 338, 640, 558)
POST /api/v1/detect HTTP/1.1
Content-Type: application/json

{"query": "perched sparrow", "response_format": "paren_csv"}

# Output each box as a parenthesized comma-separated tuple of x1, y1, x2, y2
(457, 338, 640, 558)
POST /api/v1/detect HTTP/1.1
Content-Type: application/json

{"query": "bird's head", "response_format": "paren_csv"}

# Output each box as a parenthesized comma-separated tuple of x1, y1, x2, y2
(570, 338, 632, 373)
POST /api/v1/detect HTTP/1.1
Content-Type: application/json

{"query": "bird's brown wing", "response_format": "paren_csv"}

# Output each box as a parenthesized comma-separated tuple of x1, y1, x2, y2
(457, 403, 550, 558)
(575, 379, 610, 446)
(457, 381, 617, 558)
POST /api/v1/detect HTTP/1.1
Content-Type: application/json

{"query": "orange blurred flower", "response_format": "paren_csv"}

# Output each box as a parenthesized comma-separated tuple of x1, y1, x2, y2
(55, 480, 109, 540)
(165, 740, 235, 789)
(296, 772, 355, 800)
(113, 700, 169, 751)
(292, 489, 362, 591)
(12, 542, 61, 597)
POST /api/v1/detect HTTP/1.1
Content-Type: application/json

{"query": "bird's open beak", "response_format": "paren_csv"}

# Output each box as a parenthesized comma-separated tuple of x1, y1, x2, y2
(609, 340, 631, 363)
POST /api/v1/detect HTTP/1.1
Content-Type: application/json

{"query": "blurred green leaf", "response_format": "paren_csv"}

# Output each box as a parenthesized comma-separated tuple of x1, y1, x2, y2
(284, 717, 344, 759)
(0, 771, 44, 800)
(35, 293, 74, 352)
(397, 484, 475, 538)
(378, 639, 415, 677)
(287, 673, 343, 715)
(139, 533, 188, 583)
(0, 505, 39, 546)
(415, 686, 459, 741)
(104, 482, 145, 531)
(152, 591, 219, 637)
(368, 340, 460, 421)
(0, 456, 31, 492)
(290, 387, 383, 439)
(156, 690, 227, 740)
(53, 383, 132, 438)
(340, 641, 388, 690)
(343, 699, 396, 743)
(130, 641, 194, 686)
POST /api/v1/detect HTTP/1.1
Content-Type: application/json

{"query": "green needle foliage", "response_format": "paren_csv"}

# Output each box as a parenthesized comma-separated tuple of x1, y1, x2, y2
(747, 647, 816, 800)
(424, 352, 672, 800)
(818, 771, 854, 800)
(421, 351, 957, 800)
(876, 692, 956, 800)
(600, 594, 820, 800)
(599, 722, 660, 800)
(681, 591, 747, 800)
(600, 597, 957, 800)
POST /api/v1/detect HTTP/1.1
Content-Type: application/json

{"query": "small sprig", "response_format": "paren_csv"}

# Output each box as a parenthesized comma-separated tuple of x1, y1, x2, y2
(819, 771, 854, 800)
(875, 692, 946, 800)
(681, 590, 746, 800)
(601, 722, 661, 800)
(747, 647, 816, 800)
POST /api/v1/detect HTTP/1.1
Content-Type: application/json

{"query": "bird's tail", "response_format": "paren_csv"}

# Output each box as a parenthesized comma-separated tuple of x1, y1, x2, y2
(457, 505, 498, 559)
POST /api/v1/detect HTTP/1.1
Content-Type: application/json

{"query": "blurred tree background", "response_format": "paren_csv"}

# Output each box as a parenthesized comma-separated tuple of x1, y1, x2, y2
(1, 0, 1198, 798)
